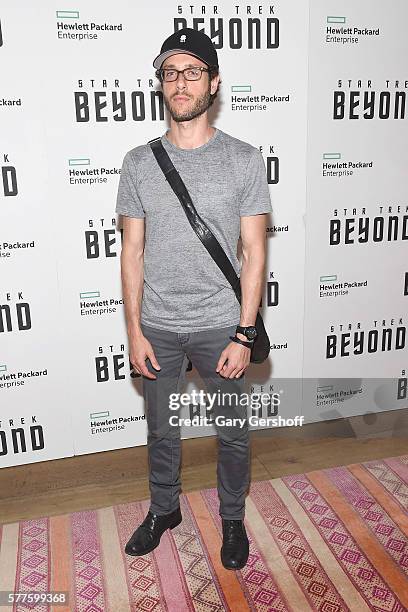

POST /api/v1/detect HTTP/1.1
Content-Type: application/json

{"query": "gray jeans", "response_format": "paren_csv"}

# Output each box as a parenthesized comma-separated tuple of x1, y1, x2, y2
(140, 322, 250, 520)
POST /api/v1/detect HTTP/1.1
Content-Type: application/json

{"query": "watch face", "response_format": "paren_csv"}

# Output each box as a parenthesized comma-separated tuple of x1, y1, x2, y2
(246, 326, 257, 340)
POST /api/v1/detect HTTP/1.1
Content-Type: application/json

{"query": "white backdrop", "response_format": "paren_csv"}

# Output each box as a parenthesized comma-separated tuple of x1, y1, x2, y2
(1, 1, 407, 468)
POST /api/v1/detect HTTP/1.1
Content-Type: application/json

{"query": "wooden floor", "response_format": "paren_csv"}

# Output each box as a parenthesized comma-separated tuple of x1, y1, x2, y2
(1, 408, 407, 525)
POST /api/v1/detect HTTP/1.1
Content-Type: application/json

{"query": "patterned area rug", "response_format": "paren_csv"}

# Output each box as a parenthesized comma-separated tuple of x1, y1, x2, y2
(0, 455, 407, 611)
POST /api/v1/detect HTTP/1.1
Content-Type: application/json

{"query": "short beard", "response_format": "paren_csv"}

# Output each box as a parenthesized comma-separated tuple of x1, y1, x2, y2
(164, 84, 212, 123)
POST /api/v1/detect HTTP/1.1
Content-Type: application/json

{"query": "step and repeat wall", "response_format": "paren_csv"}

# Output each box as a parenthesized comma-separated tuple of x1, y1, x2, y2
(1, 1, 407, 468)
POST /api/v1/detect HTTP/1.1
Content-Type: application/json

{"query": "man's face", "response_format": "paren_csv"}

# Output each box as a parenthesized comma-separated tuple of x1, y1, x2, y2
(161, 53, 219, 123)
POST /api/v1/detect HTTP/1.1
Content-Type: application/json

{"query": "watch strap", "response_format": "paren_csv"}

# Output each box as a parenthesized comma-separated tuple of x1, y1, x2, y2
(229, 335, 254, 348)
(236, 325, 256, 335)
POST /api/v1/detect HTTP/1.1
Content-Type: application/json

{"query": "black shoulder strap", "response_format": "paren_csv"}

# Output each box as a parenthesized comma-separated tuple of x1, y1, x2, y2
(148, 137, 242, 302)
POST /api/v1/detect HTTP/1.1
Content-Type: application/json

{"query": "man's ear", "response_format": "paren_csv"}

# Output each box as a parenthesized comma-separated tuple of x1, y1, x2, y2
(210, 73, 220, 95)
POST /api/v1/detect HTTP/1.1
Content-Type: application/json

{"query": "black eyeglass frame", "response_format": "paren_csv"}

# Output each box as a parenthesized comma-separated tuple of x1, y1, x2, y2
(155, 66, 210, 82)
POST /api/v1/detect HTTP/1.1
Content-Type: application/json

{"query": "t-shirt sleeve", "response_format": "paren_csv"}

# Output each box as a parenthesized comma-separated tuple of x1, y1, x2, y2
(239, 148, 273, 217)
(115, 151, 145, 218)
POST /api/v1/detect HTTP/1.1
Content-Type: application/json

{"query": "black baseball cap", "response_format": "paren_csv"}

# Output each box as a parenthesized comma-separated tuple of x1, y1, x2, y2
(153, 27, 218, 69)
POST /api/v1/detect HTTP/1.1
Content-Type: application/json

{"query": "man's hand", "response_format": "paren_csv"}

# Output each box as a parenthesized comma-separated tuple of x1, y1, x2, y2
(216, 340, 251, 378)
(129, 333, 161, 380)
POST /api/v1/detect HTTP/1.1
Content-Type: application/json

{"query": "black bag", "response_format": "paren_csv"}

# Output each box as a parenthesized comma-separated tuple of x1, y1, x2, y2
(148, 137, 271, 364)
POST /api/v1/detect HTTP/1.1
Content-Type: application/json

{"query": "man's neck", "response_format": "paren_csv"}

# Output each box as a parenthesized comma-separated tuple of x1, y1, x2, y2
(166, 115, 215, 150)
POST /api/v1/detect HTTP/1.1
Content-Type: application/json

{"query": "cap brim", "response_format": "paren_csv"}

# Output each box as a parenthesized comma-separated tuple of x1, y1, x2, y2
(153, 49, 206, 69)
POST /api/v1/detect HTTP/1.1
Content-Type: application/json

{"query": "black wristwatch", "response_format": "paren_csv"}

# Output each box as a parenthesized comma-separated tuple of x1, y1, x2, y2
(236, 325, 258, 341)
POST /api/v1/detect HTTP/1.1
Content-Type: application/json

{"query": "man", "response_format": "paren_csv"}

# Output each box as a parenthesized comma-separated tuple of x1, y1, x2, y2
(115, 27, 272, 570)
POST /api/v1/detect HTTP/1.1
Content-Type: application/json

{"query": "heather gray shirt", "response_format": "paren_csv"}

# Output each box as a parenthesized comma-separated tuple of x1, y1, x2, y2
(115, 128, 272, 333)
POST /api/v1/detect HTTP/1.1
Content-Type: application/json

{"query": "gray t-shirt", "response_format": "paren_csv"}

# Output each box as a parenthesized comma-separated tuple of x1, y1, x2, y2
(115, 128, 272, 333)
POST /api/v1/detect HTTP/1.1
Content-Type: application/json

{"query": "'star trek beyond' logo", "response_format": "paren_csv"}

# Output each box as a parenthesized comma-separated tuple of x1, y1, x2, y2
(84, 218, 122, 259)
(0, 416, 45, 458)
(398, 376, 407, 400)
(74, 79, 165, 123)
(95, 344, 140, 381)
(326, 318, 406, 359)
(329, 206, 408, 245)
(173, 4, 279, 49)
(1, 156, 18, 196)
(0, 292, 31, 333)
(333, 79, 407, 120)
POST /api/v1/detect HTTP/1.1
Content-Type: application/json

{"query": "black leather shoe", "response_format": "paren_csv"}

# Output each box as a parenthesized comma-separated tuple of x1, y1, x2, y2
(125, 506, 182, 556)
(220, 519, 249, 570)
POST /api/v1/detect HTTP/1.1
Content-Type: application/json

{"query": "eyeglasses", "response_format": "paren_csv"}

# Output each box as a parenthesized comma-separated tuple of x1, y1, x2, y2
(156, 67, 210, 82)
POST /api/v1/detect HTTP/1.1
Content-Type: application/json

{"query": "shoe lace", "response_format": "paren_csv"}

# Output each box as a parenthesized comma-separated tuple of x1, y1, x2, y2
(223, 520, 244, 543)
(139, 512, 160, 539)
